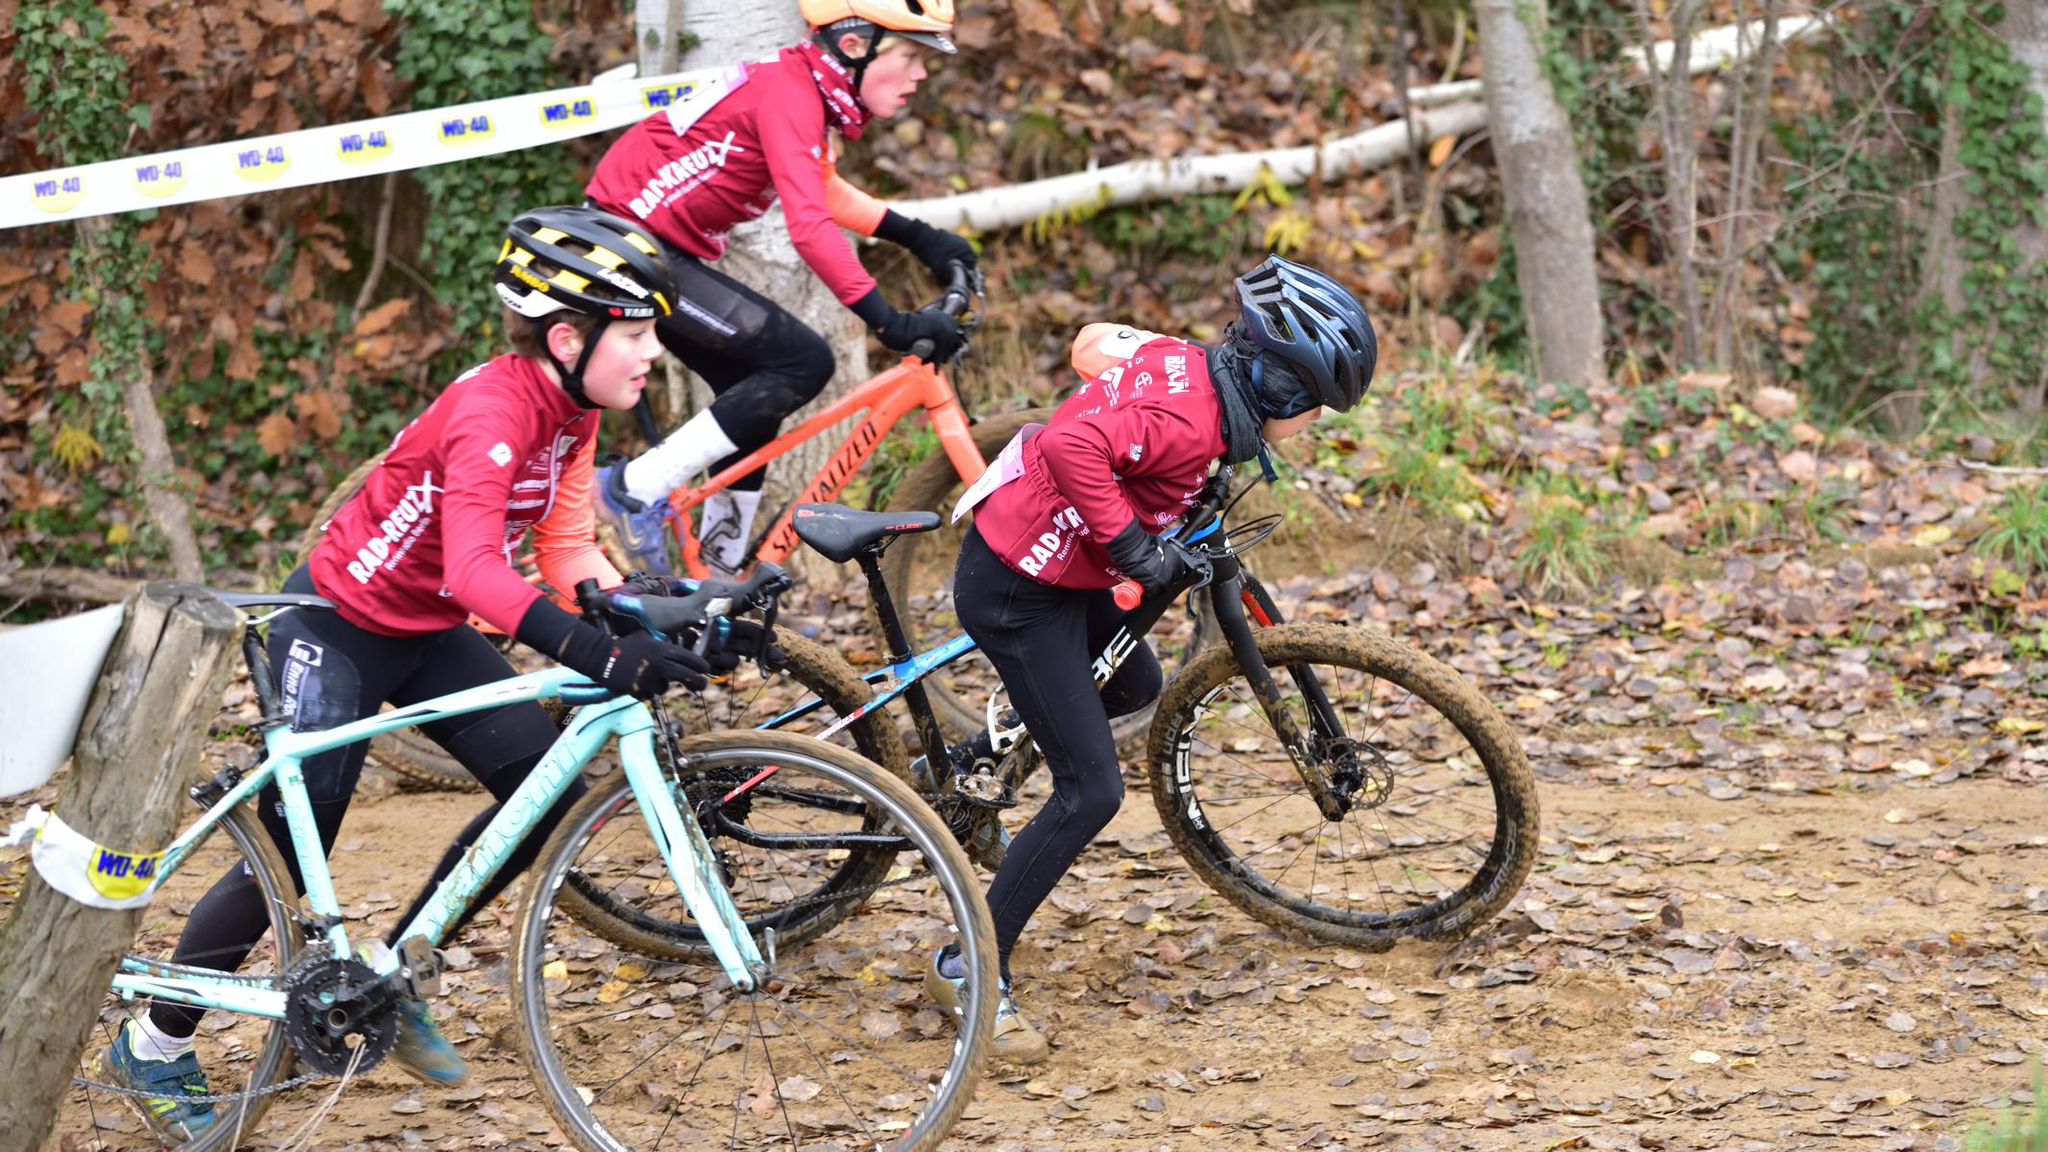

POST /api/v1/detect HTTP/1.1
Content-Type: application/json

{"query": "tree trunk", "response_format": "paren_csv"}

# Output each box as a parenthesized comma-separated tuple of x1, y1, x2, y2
(1709, 0, 1781, 372)
(1639, 0, 1705, 369)
(678, 7, 866, 584)
(1901, 43, 1968, 437)
(0, 583, 238, 1152)
(76, 219, 205, 582)
(637, 0, 696, 435)
(1473, 0, 1606, 388)
(2003, 0, 2048, 412)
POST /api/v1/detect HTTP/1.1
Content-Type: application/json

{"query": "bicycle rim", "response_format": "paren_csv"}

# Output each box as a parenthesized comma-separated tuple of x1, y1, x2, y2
(514, 730, 997, 1152)
(88, 804, 304, 1150)
(1148, 622, 1539, 947)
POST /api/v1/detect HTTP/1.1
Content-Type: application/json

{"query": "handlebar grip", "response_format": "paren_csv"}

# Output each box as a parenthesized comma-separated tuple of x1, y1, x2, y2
(1112, 580, 1143, 611)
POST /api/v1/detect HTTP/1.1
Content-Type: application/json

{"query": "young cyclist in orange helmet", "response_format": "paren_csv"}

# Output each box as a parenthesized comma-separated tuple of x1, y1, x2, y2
(587, 0, 975, 577)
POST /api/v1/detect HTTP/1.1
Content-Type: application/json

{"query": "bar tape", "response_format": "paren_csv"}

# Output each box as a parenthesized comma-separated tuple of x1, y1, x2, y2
(0, 63, 733, 232)
(0, 805, 164, 910)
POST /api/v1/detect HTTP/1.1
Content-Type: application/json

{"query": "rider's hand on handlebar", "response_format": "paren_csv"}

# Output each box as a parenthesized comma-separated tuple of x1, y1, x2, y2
(876, 209, 977, 281)
(878, 306, 967, 364)
(1104, 520, 1210, 596)
(517, 598, 712, 696)
(701, 617, 784, 673)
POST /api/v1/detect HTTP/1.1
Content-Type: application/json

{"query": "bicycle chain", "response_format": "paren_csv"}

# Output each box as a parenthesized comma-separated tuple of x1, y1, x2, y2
(73, 1070, 328, 1107)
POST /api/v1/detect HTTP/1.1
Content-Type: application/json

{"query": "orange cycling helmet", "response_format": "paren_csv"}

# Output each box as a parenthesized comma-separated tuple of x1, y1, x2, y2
(802, 0, 957, 54)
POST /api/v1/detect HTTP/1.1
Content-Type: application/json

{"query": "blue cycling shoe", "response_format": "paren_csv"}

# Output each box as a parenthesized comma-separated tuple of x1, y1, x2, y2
(596, 463, 673, 577)
(97, 1019, 217, 1143)
(390, 997, 470, 1087)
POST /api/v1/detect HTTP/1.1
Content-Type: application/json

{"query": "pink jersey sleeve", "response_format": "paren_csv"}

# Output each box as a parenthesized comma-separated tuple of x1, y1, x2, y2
(756, 69, 878, 305)
(532, 434, 626, 600)
(433, 397, 550, 635)
(1070, 323, 1168, 381)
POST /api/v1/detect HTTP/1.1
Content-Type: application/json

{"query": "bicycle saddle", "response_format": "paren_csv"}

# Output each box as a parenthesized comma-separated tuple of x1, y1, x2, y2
(791, 504, 940, 564)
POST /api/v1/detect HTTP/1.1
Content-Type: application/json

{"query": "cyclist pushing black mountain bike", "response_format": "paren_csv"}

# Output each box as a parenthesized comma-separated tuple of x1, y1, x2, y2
(927, 254, 1384, 1062)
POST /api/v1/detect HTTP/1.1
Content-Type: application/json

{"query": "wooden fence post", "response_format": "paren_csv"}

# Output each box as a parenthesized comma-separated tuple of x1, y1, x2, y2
(0, 581, 238, 1152)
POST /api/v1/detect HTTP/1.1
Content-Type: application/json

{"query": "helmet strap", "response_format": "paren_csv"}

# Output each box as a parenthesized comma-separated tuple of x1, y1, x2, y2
(818, 22, 886, 92)
(538, 315, 611, 410)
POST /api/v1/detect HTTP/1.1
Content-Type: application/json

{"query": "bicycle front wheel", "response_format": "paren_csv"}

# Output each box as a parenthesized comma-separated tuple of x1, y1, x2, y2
(558, 627, 909, 959)
(1148, 622, 1539, 948)
(88, 804, 305, 1150)
(513, 729, 998, 1152)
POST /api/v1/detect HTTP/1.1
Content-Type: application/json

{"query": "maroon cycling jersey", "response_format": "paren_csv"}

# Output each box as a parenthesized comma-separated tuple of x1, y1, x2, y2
(971, 328, 1225, 590)
(586, 42, 889, 308)
(309, 354, 621, 637)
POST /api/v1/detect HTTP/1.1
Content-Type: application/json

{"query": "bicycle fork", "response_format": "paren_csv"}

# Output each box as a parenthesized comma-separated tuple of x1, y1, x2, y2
(616, 723, 767, 990)
(1208, 565, 1354, 823)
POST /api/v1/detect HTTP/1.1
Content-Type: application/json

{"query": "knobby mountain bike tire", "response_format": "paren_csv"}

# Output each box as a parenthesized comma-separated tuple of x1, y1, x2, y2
(512, 729, 998, 1152)
(93, 805, 305, 1151)
(555, 627, 910, 957)
(1147, 622, 1538, 948)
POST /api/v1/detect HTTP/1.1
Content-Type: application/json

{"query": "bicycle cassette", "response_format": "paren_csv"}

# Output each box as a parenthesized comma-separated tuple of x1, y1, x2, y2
(283, 955, 399, 1076)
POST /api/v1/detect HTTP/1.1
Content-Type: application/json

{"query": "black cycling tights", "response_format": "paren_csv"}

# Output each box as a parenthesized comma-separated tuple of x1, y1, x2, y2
(661, 252, 837, 492)
(952, 528, 1163, 982)
(149, 567, 580, 1038)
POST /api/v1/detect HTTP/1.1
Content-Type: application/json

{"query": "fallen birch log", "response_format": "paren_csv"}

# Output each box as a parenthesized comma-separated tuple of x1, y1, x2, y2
(893, 14, 1827, 235)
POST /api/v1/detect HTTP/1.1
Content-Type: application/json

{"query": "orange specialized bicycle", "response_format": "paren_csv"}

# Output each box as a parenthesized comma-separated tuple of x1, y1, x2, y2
(648, 263, 1041, 581)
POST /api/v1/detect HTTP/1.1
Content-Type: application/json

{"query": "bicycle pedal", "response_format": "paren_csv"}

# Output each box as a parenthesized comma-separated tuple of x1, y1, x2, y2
(954, 770, 1016, 810)
(396, 935, 442, 999)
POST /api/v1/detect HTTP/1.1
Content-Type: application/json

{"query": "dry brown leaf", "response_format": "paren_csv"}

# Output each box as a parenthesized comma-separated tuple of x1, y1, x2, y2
(46, 299, 92, 337)
(178, 243, 217, 285)
(354, 298, 412, 337)
(1428, 133, 1457, 168)
(1014, 0, 1065, 39)
(256, 411, 299, 457)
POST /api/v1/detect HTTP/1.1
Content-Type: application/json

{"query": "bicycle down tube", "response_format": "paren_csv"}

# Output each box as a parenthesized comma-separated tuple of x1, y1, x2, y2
(112, 666, 768, 1025)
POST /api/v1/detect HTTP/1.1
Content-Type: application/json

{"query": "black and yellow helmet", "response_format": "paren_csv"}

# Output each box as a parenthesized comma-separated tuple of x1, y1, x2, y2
(495, 206, 674, 322)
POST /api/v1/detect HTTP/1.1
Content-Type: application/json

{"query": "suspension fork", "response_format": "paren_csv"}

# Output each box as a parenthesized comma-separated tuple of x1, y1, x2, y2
(1236, 571, 1348, 745)
(1208, 558, 1349, 822)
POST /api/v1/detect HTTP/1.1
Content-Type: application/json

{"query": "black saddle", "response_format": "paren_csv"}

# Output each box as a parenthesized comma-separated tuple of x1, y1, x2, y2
(791, 503, 941, 563)
(202, 588, 337, 612)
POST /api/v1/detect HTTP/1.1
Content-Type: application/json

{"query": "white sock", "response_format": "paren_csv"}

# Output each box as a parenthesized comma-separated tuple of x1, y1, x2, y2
(623, 409, 739, 507)
(129, 1014, 196, 1062)
(698, 489, 764, 576)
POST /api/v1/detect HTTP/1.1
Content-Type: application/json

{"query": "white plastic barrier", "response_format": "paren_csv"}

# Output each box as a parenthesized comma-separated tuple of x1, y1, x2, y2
(0, 604, 125, 797)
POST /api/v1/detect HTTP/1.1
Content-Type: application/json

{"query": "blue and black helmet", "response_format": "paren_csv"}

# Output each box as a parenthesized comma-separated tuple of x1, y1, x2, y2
(1234, 255, 1378, 414)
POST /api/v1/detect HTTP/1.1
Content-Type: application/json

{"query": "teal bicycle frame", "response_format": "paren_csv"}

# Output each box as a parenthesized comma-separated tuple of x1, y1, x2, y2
(110, 665, 766, 1024)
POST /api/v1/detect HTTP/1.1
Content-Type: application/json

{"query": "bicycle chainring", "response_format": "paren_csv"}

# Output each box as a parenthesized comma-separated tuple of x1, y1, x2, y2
(282, 956, 398, 1076)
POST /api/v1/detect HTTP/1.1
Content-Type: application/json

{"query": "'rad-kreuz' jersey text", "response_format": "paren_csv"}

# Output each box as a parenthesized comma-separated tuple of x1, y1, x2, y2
(971, 326, 1226, 590)
(308, 354, 619, 637)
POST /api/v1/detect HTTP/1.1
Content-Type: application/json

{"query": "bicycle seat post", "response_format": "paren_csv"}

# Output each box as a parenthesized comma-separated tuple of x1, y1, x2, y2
(855, 551, 954, 770)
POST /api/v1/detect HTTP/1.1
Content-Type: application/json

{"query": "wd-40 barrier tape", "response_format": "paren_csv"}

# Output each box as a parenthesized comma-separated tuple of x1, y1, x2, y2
(0, 63, 736, 232)
(0, 805, 165, 910)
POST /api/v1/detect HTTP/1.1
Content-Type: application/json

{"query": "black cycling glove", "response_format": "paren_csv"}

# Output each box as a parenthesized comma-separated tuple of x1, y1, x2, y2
(851, 288, 967, 364)
(1103, 520, 1208, 595)
(875, 210, 977, 280)
(516, 598, 711, 696)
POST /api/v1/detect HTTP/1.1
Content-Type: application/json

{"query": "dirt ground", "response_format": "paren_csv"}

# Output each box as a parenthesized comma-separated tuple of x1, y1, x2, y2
(18, 524, 2048, 1152)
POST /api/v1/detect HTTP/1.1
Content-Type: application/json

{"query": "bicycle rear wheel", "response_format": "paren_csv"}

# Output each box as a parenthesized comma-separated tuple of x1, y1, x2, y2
(86, 804, 304, 1151)
(513, 729, 997, 1152)
(1148, 622, 1538, 948)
